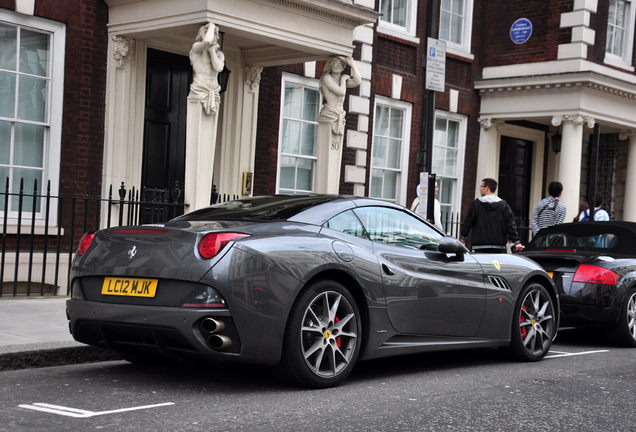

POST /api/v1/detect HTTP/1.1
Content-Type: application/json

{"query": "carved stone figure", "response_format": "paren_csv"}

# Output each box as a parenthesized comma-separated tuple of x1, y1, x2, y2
(189, 23, 225, 115)
(318, 56, 361, 136)
(112, 36, 134, 68)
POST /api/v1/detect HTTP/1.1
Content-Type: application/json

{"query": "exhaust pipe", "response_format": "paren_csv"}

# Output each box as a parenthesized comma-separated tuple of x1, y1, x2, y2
(208, 334, 232, 350)
(200, 318, 225, 334)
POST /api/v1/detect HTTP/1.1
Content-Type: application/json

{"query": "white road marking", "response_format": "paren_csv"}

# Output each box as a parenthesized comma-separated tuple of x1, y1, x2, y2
(545, 349, 609, 359)
(18, 402, 174, 418)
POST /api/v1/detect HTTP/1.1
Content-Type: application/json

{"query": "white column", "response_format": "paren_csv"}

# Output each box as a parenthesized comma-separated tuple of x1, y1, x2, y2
(622, 131, 636, 221)
(475, 118, 503, 197)
(552, 115, 589, 222)
(185, 97, 219, 211)
(315, 123, 344, 194)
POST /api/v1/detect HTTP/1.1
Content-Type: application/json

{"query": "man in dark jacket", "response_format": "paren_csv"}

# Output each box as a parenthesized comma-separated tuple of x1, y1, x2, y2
(460, 178, 523, 253)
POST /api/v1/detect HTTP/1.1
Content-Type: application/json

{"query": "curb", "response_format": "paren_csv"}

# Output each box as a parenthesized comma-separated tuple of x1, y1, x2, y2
(0, 345, 122, 372)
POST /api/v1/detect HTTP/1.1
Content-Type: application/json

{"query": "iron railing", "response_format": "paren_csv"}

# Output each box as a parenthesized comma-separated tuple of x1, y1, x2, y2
(1, 179, 186, 297)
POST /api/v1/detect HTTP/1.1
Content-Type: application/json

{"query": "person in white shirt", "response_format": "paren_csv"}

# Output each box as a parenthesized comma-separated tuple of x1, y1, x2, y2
(578, 193, 610, 221)
(411, 182, 442, 231)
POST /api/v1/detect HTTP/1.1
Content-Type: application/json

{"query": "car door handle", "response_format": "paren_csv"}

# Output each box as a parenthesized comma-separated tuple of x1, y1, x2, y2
(382, 264, 395, 276)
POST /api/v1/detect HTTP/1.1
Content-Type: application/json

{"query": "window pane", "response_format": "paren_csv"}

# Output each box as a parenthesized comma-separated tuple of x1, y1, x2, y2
(18, 75, 47, 122)
(296, 158, 313, 191)
(384, 170, 397, 199)
(14, 123, 44, 167)
(283, 85, 302, 119)
(300, 123, 316, 156)
(380, 0, 391, 23)
(440, 177, 454, 205)
(0, 23, 17, 71)
(445, 148, 458, 176)
(282, 119, 300, 155)
(303, 88, 320, 121)
(387, 138, 401, 169)
(372, 137, 387, 167)
(20, 29, 49, 77)
(450, 14, 463, 43)
(392, 0, 407, 27)
(11, 167, 42, 212)
(0, 120, 10, 164)
(452, 0, 464, 15)
(447, 120, 459, 147)
(0, 71, 16, 118)
(441, 0, 451, 10)
(370, 168, 383, 198)
(0, 167, 6, 211)
(374, 105, 390, 135)
(279, 156, 296, 189)
(433, 147, 445, 174)
(389, 108, 403, 138)
(439, 12, 450, 41)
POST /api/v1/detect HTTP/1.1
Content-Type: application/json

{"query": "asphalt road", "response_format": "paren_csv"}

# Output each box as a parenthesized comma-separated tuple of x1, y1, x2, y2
(1, 329, 635, 432)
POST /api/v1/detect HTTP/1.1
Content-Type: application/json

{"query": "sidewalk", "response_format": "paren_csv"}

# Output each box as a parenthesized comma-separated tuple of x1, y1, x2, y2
(0, 297, 120, 370)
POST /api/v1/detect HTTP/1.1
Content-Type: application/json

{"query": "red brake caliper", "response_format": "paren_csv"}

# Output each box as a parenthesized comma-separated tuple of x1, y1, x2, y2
(520, 306, 527, 339)
(334, 316, 341, 348)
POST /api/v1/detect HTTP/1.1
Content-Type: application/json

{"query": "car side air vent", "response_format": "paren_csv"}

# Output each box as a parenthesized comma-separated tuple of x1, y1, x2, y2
(488, 276, 511, 291)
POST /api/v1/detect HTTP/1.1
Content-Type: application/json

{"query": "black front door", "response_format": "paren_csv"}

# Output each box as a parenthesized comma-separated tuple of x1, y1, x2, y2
(498, 136, 533, 244)
(141, 48, 191, 222)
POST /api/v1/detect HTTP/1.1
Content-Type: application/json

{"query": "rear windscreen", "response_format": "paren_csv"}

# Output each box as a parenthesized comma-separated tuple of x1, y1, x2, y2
(174, 195, 336, 222)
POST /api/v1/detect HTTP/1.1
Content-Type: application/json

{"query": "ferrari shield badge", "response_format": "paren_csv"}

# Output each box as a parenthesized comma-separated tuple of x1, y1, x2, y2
(492, 259, 501, 271)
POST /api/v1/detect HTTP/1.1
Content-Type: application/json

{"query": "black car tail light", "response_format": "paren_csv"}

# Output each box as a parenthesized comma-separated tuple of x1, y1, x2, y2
(71, 279, 85, 300)
(573, 264, 620, 286)
(198, 232, 249, 259)
(77, 233, 94, 255)
(182, 286, 227, 308)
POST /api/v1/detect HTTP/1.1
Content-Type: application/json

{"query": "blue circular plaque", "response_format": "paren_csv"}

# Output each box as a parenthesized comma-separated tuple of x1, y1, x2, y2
(510, 18, 532, 44)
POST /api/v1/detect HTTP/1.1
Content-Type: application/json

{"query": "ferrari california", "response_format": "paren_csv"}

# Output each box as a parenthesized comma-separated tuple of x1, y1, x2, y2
(67, 195, 558, 388)
(520, 221, 636, 347)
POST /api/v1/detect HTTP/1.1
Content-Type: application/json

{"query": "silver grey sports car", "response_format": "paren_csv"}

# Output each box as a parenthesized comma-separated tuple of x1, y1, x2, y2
(67, 195, 558, 388)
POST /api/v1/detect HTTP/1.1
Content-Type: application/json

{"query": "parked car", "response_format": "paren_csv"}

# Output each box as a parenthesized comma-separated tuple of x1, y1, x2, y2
(520, 221, 636, 347)
(67, 195, 558, 388)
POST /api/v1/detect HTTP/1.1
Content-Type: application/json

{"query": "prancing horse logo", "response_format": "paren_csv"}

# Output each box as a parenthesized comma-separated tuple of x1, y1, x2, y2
(128, 245, 137, 260)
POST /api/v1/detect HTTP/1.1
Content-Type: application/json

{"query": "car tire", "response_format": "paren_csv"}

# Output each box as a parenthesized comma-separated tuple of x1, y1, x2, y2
(501, 282, 556, 362)
(607, 287, 636, 347)
(273, 279, 361, 388)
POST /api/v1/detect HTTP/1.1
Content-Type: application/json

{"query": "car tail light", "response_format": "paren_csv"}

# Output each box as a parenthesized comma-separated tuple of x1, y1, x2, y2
(181, 286, 227, 308)
(198, 232, 249, 259)
(573, 264, 620, 286)
(78, 233, 94, 255)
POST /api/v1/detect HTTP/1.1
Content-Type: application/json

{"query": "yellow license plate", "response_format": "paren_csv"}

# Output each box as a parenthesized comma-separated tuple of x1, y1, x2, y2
(101, 277, 158, 297)
(547, 272, 554, 279)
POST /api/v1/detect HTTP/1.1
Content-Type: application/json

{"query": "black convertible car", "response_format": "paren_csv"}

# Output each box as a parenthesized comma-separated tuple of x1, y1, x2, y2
(520, 221, 636, 347)
(67, 195, 558, 388)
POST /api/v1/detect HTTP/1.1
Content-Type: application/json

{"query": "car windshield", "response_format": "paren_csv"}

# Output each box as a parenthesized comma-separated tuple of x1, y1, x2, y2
(528, 230, 618, 250)
(175, 195, 336, 221)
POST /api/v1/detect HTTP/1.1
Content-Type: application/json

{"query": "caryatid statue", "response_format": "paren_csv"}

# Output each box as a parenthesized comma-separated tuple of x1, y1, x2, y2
(318, 56, 361, 144)
(189, 23, 225, 115)
(315, 56, 361, 194)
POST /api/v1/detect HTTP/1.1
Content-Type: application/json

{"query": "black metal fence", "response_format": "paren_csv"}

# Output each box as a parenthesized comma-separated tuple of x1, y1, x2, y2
(1, 179, 186, 297)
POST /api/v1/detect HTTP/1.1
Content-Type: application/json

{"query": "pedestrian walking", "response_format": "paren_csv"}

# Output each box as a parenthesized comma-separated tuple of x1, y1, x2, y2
(579, 193, 610, 221)
(531, 181, 567, 236)
(573, 202, 589, 222)
(460, 178, 523, 253)
(411, 182, 442, 231)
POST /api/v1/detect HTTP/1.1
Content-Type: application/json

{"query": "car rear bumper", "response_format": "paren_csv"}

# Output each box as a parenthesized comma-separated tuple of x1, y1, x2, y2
(66, 299, 278, 365)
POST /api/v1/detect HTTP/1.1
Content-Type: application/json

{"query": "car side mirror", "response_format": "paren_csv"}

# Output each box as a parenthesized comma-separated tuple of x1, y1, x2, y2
(437, 236, 469, 261)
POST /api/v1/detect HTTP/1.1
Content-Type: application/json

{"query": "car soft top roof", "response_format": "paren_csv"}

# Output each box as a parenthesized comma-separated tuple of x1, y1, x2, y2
(172, 194, 407, 226)
(535, 221, 636, 236)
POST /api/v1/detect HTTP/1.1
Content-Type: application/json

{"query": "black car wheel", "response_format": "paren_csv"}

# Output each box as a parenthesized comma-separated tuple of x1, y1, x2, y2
(503, 283, 555, 361)
(275, 279, 361, 388)
(607, 287, 636, 347)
